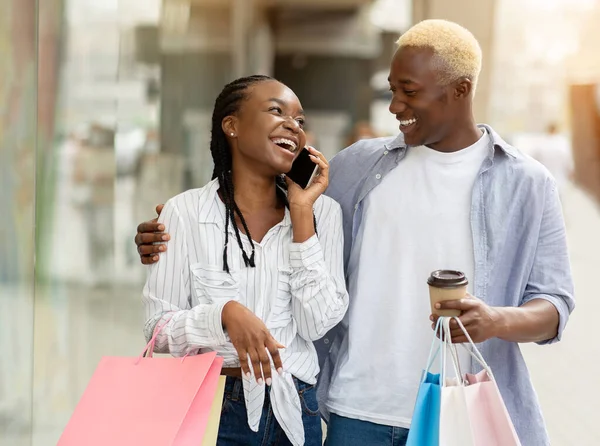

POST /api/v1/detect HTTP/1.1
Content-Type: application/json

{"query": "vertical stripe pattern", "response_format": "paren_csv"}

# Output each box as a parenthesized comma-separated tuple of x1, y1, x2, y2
(142, 179, 348, 445)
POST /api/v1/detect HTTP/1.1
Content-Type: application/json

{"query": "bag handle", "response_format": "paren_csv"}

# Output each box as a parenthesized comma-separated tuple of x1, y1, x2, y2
(441, 317, 465, 386)
(448, 316, 495, 380)
(136, 314, 173, 364)
(423, 317, 444, 379)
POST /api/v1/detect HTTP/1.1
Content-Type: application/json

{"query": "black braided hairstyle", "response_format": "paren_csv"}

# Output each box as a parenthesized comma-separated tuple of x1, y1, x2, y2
(210, 75, 317, 273)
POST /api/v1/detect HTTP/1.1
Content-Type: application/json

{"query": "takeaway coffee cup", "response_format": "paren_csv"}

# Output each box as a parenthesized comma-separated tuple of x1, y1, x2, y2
(427, 270, 468, 317)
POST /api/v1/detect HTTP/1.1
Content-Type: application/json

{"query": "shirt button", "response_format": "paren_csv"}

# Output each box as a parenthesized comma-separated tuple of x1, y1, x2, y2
(383, 150, 389, 155)
(354, 204, 359, 210)
(324, 338, 330, 345)
(375, 174, 382, 180)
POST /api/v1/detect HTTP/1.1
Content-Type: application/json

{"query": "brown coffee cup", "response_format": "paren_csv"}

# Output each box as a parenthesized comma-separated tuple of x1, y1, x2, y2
(427, 270, 469, 317)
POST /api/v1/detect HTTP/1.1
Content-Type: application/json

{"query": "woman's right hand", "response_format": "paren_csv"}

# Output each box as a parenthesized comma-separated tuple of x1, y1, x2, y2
(222, 301, 285, 386)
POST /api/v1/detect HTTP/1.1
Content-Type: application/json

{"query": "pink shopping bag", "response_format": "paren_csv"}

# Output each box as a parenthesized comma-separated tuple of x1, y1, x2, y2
(58, 318, 224, 446)
(463, 370, 520, 446)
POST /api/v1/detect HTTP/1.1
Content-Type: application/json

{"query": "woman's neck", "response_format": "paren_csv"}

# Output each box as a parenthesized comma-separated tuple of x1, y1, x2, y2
(230, 169, 280, 213)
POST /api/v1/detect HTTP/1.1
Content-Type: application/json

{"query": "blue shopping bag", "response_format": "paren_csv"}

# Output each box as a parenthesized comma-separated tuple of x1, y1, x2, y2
(406, 318, 443, 446)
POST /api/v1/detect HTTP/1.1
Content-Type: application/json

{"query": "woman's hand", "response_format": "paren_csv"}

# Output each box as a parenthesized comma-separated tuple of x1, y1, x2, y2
(222, 301, 285, 386)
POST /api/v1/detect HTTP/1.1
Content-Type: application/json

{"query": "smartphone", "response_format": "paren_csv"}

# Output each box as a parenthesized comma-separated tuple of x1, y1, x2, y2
(286, 147, 319, 189)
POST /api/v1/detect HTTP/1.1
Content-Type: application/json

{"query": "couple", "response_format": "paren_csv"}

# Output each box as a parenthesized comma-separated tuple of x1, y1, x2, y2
(135, 20, 574, 446)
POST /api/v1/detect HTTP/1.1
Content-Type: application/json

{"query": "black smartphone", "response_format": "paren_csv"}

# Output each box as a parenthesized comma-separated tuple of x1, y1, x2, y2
(286, 147, 319, 189)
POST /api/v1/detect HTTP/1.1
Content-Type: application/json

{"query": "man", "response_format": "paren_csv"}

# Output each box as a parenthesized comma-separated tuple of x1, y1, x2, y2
(135, 20, 574, 446)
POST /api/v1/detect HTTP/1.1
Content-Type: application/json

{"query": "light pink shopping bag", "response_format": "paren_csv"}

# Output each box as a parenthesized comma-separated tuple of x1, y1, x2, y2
(58, 319, 224, 446)
(463, 370, 520, 446)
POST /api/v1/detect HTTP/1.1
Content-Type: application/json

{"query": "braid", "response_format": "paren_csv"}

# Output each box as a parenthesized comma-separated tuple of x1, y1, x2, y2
(210, 75, 272, 272)
(225, 173, 256, 268)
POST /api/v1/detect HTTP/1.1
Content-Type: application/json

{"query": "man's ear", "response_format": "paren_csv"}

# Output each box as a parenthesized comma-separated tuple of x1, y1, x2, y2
(222, 115, 238, 137)
(454, 77, 473, 99)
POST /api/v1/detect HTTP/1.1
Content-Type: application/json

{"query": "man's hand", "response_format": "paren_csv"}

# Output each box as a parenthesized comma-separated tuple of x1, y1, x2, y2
(430, 293, 504, 343)
(222, 301, 285, 386)
(134, 204, 170, 265)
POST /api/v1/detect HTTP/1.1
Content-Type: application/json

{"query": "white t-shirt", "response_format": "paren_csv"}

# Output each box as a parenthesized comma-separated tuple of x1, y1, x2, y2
(326, 130, 491, 428)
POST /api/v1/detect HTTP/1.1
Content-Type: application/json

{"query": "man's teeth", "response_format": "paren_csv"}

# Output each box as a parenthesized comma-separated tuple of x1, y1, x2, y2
(399, 118, 417, 127)
(272, 138, 297, 152)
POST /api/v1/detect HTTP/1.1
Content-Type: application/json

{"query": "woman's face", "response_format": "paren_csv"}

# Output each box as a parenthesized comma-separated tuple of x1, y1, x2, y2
(225, 80, 307, 176)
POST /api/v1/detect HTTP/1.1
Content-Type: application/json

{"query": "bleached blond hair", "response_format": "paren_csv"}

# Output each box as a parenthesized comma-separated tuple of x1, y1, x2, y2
(396, 19, 482, 93)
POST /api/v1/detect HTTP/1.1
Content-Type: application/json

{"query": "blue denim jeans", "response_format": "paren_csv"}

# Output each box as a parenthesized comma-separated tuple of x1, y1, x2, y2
(217, 376, 322, 446)
(324, 413, 409, 446)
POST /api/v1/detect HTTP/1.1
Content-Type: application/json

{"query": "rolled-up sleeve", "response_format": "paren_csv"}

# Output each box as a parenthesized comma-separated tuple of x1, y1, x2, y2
(520, 178, 575, 344)
(142, 199, 236, 355)
(289, 198, 349, 341)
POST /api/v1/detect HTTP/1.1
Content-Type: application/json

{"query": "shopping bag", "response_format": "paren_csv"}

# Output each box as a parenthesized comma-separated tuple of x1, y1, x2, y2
(439, 317, 475, 446)
(58, 318, 224, 446)
(441, 317, 521, 446)
(406, 318, 443, 446)
(201, 375, 227, 445)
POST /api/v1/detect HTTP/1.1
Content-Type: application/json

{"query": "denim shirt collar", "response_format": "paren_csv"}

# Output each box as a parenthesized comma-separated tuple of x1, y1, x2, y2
(384, 123, 519, 160)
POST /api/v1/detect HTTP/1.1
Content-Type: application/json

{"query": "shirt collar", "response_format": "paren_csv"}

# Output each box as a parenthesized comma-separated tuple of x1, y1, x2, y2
(197, 178, 224, 225)
(383, 123, 518, 159)
(479, 123, 518, 159)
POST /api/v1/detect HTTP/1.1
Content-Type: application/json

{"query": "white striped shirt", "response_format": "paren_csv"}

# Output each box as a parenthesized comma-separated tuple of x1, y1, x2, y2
(142, 178, 348, 446)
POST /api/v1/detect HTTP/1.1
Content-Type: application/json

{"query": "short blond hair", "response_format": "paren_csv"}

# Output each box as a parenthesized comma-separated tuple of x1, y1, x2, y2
(396, 19, 482, 93)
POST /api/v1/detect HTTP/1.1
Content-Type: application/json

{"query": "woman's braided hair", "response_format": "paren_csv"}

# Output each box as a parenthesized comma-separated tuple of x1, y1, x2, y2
(210, 75, 316, 273)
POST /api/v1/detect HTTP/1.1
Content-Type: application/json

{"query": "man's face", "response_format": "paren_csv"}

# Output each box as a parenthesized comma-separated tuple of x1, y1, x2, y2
(388, 46, 458, 148)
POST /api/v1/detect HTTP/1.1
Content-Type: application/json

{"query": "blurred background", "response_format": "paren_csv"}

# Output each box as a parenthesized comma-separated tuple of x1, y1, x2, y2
(2, 0, 600, 444)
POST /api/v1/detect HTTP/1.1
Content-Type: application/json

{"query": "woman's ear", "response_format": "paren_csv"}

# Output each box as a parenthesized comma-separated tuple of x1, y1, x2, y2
(222, 116, 238, 138)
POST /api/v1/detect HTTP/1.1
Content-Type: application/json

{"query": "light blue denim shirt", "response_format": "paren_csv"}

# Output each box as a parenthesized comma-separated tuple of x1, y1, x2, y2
(317, 124, 575, 446)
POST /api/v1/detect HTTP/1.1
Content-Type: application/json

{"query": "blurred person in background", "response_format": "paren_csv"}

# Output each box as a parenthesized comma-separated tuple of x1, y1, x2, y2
(135, 20, 574, 446)
(303, 123, 320, 149)
(73, 124, 115, 286)
(139, 75, 348, 446)
(345, 120, 378, 146)
(530, 122, 574, 202)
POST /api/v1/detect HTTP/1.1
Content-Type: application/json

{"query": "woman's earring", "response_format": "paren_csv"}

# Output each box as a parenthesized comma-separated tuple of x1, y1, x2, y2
(230, 133, 235, 137)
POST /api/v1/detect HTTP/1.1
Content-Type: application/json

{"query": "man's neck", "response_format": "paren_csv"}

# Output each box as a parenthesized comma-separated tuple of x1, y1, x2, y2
(427, 121, 483, 153)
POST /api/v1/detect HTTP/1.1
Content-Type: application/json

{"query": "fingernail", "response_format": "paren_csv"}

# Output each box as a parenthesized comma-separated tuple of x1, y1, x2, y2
(266, 378, 272, 386)
(435, 303, 441, 309)
(245, 372, 252, 379)
(277, 367, 283, 375)
(159, 246, 166, 251)
(162, 235, 169, 241)
(152, 256, 158, 261)
(257, 378, 264, 386)
(158, 225, 165, 231)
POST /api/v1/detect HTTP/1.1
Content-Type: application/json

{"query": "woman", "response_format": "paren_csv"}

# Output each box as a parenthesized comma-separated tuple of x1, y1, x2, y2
(142, 75, 348, 446)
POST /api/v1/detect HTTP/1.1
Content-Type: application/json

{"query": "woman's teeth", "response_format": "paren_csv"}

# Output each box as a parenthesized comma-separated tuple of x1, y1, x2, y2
(271, 138, 297, 152)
